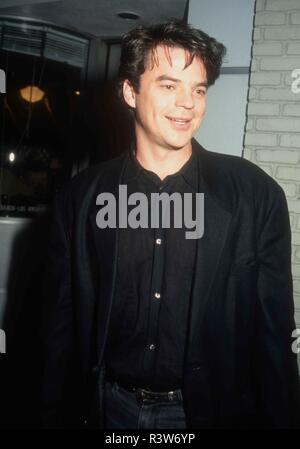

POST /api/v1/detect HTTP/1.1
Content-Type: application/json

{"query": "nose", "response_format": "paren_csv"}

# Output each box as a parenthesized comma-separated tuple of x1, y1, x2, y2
(175, 87, 195, 109)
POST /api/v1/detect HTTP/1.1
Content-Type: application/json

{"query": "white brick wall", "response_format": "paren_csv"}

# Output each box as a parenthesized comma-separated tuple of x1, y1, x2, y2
(287, 43, 300, 54)
(291, 12, 300, 24)
(244, 0, 300, 365)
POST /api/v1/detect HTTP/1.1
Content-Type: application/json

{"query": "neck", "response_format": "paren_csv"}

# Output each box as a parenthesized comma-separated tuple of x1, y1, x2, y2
(134, 140, 192, 181)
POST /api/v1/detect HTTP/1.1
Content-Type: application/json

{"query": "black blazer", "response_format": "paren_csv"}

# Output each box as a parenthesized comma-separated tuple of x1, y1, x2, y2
(42, 140, 300, 428)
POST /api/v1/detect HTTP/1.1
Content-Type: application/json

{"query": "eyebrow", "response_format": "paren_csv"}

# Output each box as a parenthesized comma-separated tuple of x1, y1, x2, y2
(155, 75, 208, 88)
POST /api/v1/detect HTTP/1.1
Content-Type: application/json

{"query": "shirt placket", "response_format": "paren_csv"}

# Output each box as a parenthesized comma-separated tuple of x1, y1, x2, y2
(143, 184, 166, 373)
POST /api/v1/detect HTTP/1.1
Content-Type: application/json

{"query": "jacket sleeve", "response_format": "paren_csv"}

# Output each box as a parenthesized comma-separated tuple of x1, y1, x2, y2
(41, 189, 74, 428)
(254, 181, 300, 428)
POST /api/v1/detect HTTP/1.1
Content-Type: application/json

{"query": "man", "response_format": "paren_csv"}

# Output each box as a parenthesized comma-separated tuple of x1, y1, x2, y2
(42, 21, 300, 429)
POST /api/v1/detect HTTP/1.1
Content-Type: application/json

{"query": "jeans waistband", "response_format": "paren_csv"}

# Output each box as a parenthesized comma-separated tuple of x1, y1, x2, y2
(111, 381, 183, 404)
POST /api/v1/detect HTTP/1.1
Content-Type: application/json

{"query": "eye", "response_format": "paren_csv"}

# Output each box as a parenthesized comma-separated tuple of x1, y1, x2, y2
(162, 84, 175, 90)
(196, 88, 207, 96)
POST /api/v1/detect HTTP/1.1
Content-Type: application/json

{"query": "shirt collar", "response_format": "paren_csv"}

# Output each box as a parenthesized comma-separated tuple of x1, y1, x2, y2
(122, 145, 198, 191)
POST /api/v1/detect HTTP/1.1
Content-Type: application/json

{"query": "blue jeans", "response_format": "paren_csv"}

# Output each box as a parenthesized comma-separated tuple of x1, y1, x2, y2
(104, 381, 187, 429)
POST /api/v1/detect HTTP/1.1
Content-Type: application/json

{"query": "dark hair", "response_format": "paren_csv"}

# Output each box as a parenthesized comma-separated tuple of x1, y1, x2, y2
(118, 21, 226, 97)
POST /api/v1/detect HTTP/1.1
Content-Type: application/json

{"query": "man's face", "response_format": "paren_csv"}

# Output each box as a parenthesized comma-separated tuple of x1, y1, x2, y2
(123, 45, 208, 152)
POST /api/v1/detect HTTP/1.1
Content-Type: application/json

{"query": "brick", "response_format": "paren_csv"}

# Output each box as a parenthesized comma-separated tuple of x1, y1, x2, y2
(250, 72, 281, 84)
(293, 290, 300, 305)
(277, 167, 300, 182)
(293, 233, 300, 246)
(294, 302, 300, 316)
(255, 11, 286, 25)
(253, 43, 282, 55)
(291, 70, 300, 93)
(256, 149, 299, 163)
(292, 262, 300, 279)
(290, 213, 296, 227)
(294, 306, 300, 324)
(283, 104, 300, 116)
(265, 27, 300, 40)
(248, 87, 257, 100)
(254, 28, 262, 41)
(242, 147, 255, 162)
(284, 72, 293, 86)
(279, 182, 298, 197)
(259, 164, 273, 176)
(246, 118, 255, 131)
(280, 134, 300, 148)
(284, 69, 300, 89)
(243, 147, 255, 161)
(256, 118, 300, 132)
(260, 56, 300, 70)
(292, 263, 300, 277)
(295, 297, 300, 313)
(244, 132, 277, 147)
(288, 199, 300, 214)
(260, 87, 298, 100)
(251, 59, 259, 72)
(295, 302, 300, 324)
(287, 43, 300, 54)
(295, 247, 300, 261)
(294, 279, 300, 296)
(266, 0, 300, 11)
(247, 102, 280, 115)
(256, 0, 265, 12)
(291, 12, 300, 24)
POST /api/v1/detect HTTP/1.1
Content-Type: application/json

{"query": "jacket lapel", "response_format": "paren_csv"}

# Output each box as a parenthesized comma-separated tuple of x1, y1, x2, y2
(186, 144, 232, 365)
(88, 155, 128, 367)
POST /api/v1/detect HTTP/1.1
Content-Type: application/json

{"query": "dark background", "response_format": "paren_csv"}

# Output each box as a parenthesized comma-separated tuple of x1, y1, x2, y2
(0, 1, 188, 428)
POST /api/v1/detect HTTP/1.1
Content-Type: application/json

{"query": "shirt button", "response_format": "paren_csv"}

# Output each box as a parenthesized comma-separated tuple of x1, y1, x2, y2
(154, 292, 161, 299)
(156, 238, 162, 245)
(149, 344, 156, 351)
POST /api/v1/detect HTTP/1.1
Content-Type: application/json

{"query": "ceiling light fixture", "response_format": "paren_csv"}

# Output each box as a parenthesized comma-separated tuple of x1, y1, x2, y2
(20, 85, 45, 103)
(117, 11, 140, 20)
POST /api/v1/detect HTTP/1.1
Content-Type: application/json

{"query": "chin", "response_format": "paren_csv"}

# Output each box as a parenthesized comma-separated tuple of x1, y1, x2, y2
(166, 139, 191, 151)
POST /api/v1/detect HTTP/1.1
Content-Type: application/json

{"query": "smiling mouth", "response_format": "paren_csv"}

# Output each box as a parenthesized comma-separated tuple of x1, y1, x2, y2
(166, 116, 192, 124)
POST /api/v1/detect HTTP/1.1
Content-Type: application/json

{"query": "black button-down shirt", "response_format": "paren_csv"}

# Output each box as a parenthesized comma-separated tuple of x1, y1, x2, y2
(105, 148, 199, 391)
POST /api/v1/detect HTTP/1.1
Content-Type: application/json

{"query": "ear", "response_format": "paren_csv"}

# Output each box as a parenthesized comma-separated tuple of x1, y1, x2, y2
(122, 79, 136, 109)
